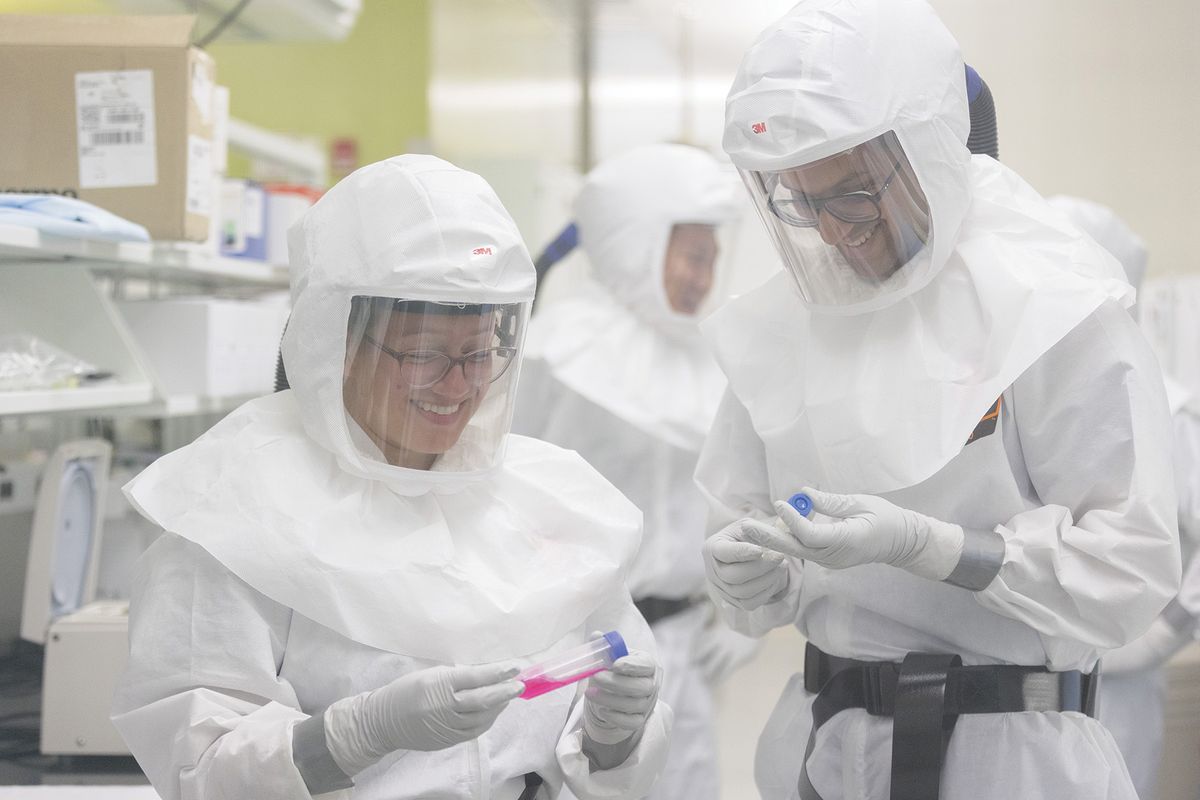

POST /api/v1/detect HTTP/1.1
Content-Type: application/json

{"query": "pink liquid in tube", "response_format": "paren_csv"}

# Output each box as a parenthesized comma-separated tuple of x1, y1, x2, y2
(519, 668, 605, 699)
(517, 631, 627, 700)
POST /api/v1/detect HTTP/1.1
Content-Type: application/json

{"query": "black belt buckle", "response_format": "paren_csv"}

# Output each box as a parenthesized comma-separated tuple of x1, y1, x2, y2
(1080, 669, 1099, 717)
(862, 662, 898, 716)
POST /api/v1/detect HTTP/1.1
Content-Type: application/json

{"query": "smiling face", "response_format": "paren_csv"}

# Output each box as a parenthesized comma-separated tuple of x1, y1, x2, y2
(662, 223, 719, 315)
(343, 307, 497, 470)
(775, 143, 930, 283)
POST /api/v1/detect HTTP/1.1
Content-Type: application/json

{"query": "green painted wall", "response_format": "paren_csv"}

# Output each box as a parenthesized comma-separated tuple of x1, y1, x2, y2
(208, 0, 429, 184)
(0, 1, 109, 11)
(0, 0, 430, 186)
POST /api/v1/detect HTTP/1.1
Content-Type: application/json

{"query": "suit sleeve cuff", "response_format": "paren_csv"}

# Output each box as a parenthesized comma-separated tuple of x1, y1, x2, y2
(944, 528, 1005, 591)
(292, 711, 354, 795)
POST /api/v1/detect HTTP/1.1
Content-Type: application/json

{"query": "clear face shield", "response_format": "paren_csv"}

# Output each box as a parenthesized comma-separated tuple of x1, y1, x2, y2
(342, 297, 529, 474)
(662, 222, 723, 317)
(740, 131, 934, 309)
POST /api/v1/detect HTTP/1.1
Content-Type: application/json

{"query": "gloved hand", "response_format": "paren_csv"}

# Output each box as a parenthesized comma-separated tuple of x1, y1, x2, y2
(703, 518, 791, 611)
(324, 662, 523, 776)
(747, 489, 963, 582)
(579, 645, 660, 771)
(692, 613, 762, 684)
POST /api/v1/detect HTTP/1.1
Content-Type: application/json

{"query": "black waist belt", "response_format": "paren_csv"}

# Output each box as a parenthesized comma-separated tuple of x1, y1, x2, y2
(634, 596, 697, 626)
(517, 772, 542, 800)
(798, 643, 1098, 800)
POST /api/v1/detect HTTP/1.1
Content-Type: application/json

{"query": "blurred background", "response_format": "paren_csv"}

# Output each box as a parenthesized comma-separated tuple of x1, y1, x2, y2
(0, 2, 1197, 798)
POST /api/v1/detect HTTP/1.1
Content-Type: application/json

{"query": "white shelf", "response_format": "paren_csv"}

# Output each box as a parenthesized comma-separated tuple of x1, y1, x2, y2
(0, 223, 289, 287)
(106, 392, 264, 419)
(147, 241, 289, 285)
(0, 383, 155, 416)
(0, 263, 157, 418)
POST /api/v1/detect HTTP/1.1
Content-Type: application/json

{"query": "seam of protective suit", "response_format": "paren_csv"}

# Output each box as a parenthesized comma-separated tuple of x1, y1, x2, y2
(944, 528, 1005, 591)
(292, 711, 355, 794)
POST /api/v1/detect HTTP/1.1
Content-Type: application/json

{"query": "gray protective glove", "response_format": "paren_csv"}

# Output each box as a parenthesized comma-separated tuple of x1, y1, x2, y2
(692, 612, 762, 684)
(323, 662, 524, 776)
(581, 646, 660, 770)
(751, 489, 964, 582)
(703, 517, 791, 611)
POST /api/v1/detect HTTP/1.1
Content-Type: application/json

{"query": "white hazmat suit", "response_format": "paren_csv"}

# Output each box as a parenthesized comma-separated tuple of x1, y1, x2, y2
(1049, 194, 1200, 800)
(698, 2, 1180, 798)
(112, 155, 672, 800)
(514, 144, 754, 800)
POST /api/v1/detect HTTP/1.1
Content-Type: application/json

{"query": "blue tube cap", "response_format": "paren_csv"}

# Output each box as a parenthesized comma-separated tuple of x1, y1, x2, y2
(602, 631, 628, 661)
(788, 492, 813, 518)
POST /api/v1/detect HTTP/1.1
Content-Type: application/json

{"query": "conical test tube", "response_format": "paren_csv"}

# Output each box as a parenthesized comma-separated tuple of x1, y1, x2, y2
(517, 631, 628, 700)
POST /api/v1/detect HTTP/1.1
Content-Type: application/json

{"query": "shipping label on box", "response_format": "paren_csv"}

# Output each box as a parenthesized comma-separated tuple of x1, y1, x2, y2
(0, 15, 215, 241)
(74, 69, 158, 189)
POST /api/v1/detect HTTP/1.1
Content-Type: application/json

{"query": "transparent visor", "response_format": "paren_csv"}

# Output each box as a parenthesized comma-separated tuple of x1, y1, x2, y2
(739, 131, 934, 308)
(342, 297, 529, 474)
(662, 222, 724, 317)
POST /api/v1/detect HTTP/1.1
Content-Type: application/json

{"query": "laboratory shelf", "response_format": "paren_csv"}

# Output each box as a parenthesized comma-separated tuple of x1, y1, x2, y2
(104, 391, 263, 419)
(0, 222, 288, 287)
(0, 262, 157, 418)
(0, 383, 155, 416)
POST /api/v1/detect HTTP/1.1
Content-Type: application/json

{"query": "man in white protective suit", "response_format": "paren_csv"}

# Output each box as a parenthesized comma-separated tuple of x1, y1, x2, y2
(111, 155, 673, 800)
(514, 143, 760, 800)
(1048, 194, 1200, 800)
(696, 1, 1182, 799)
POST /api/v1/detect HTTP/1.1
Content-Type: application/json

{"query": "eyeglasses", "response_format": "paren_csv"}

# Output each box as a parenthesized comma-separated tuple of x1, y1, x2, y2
(766, 163, 903, 228)
(363, 334, 517, 389)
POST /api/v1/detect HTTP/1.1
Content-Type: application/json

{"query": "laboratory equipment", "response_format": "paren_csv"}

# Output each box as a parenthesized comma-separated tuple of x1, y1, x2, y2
(518, 631, 627, 699)
(20, 438, 130, 755)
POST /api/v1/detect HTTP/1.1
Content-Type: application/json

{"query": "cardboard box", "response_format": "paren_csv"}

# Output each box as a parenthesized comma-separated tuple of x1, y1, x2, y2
(0, 15, 216, 241)
(117, 298, 290, 398)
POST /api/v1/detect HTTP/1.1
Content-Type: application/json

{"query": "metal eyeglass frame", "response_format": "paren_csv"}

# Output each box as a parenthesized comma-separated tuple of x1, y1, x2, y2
(362, 334, 517, 389)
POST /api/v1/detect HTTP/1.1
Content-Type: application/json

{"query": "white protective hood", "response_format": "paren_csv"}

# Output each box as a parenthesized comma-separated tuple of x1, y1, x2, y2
(525, 144, 738, 450)
(1048, 195, 1192, 415)
(709, 0, 1133, 494)
(124, 156, 642, 663)
(1048, 195, 1148, 303)
(284, 155, 536, 494)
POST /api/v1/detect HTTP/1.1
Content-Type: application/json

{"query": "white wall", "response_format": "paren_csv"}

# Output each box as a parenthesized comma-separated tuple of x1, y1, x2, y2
(929, 0, 1200, 276)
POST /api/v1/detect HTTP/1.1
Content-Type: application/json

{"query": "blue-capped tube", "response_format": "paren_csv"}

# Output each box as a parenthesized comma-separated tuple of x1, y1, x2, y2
(787, 492, 813, 518)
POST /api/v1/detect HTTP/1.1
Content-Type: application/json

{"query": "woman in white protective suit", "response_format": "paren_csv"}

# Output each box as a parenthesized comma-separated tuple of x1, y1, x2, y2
(513, 143, 759, 800)
(1048, 194, 1200, 800)
(696, 1, 1181, 799)
(111, 155, 673, 800)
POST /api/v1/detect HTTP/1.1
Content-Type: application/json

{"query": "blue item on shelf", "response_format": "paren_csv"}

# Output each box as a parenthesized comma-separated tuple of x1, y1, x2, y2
(0, 193, 150, 242)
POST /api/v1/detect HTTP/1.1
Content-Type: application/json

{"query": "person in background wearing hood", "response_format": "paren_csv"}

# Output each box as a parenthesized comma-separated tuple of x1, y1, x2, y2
(697, 1, 1180, 798)
(1048, 195, 1200, 800)
(111, 156, 672, 800)
(967, 75, 1200, 796)
(514, 143, 760, 800)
